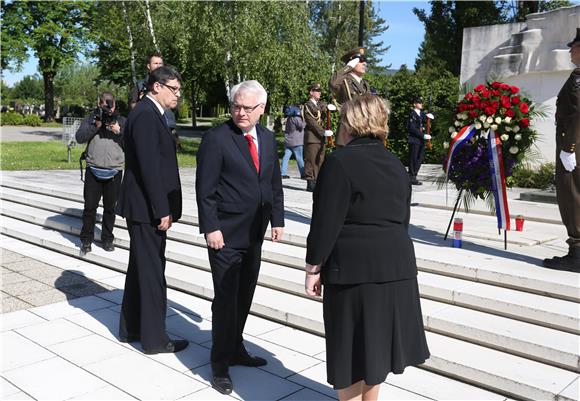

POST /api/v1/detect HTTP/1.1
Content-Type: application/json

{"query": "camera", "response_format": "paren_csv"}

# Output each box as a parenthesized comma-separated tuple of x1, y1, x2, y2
(93, 99, 118, 127)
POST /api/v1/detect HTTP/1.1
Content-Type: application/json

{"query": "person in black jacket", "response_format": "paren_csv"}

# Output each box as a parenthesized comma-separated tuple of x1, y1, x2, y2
(305, 94, 430, 400)
(116, 66, 188, 355)
(407, 97, 431, 185)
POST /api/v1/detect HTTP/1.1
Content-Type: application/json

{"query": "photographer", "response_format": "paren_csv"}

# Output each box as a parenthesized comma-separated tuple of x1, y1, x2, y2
(76, 92, 125, 255)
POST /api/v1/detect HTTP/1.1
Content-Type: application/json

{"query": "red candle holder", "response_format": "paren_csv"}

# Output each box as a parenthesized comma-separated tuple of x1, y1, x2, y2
(515, 215, 524, 231)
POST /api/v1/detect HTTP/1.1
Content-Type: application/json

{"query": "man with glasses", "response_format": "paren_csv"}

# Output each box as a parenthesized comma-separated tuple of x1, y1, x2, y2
(117, 66, 189, 354)
(303, 83, 331, 192)
(329, 47, 371, 107)
(543, 28, 580, 273)
(196, 80, 284, 395)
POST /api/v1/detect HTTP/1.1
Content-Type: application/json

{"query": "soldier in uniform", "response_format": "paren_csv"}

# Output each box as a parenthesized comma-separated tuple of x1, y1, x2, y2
(303, 83, 332, 192)
(329, 47, 371, 107)
(544, 28, 580, 273)
(407, 97, 431, 185)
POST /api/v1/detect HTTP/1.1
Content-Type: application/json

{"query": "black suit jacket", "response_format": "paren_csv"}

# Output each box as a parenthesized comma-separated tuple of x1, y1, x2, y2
(407, 109, 427, 145)
(196, 120, 284, 249)
(116, 97, 182, 224)
(306, 136, 417, 285)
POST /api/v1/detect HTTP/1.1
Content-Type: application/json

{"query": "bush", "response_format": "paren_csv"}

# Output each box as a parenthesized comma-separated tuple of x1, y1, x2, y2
(1, 112, 24, 125)
(22, 114, 42, 126)
(211, 114, 231, 127)
(510, 162, 555, 189)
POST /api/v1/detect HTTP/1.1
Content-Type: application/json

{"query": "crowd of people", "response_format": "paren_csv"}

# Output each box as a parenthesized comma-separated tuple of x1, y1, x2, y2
(73, 30, 579, 400)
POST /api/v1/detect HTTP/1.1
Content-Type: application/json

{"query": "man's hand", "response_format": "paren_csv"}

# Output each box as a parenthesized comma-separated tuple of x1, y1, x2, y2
(324, 130, 333, 137)
(206, 230, 225, 249)
(560, 150, 577, 172)
(157, 215, 173, 231)
(108, 121, 121, 134)
(423, 134, 432, 140)
(304, 264, 322, 297)
(346, 57, 360, 69)
(271, 227, 284, 242)
(94, 120, 102, 129)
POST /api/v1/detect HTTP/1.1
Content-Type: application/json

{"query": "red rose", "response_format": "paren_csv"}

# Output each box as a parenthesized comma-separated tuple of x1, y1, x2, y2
(519, 102, 529, 114)
(500, 83, 510, 91)
(464, 92, 473, 100)
(481, 89, 491, 99)
(458, 103, 467, 112)
(511, 96, 521, 105)
(468, 110, 478, 118)
(506, 108, 516, 117)
(520, 118, 529, 128)
(492, 90, 501, 97)
(475, 84, 485, 92)
(491, 82, 501, 89)
(484, 107, 495, 116)
(501, 95, 511, 108)
(510, 86, 519, 94)
(491, 101, 499, 110)
(472, 94, 480, 103)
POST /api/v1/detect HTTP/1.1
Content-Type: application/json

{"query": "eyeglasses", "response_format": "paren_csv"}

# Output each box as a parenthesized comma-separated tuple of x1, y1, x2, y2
(160, 82, 181, 96)
(231, 103, 263, 114)
(311, 88, 321, 92)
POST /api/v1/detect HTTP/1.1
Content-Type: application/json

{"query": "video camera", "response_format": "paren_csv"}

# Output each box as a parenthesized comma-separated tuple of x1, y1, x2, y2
(93, 99, 119, 127)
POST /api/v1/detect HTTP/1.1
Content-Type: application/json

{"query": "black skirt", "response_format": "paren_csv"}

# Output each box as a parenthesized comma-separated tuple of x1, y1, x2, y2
(323, 278, 430, 390)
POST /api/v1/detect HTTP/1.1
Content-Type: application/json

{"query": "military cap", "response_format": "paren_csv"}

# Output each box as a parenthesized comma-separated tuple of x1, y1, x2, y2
(567, 28, 580, 47)
(412, 97, 423, 104)
(341, 47, 367, 63)
(309, 83, 322, 92)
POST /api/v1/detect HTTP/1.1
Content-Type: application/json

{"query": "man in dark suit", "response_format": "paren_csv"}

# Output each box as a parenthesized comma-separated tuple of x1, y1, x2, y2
(196, 80, 285, 395)
(116, 66, 188, 354)
(407, 97, 431, 185)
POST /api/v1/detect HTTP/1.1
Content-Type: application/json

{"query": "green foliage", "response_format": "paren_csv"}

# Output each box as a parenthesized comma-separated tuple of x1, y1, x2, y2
(510, 162, 555, 189)
(12, 75, 43, 102)
(1, 112, 24, 126)
(22, 114, 42, 126)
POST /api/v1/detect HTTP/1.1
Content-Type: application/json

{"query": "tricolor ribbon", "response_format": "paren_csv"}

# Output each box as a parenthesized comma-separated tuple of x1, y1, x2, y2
(487, 129, 510, 231)
(444, 124, 477, 178)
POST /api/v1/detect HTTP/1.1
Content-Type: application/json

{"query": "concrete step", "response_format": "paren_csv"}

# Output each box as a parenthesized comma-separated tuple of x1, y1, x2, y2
(2, 205, 579, 372)
(1, 219, 579, 401)
(3, 185, 578, 304)
(0, 236, 519, 401)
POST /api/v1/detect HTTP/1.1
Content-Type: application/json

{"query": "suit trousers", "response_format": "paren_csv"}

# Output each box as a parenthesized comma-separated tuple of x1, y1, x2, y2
(80, 169, 122, 243)
(556, 166, 580, 249)
(119, 220, 170, 350)
(304, 141, 325, 181)
(408, 143, 425, 179)
(208, 242, 262, 374)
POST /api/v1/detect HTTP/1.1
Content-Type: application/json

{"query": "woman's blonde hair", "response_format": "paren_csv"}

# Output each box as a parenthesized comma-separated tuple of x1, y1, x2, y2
(341, 94, 390, 141)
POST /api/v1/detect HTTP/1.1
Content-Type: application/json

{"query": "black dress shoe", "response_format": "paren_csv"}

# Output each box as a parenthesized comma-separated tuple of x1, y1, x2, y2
(411, 179, 422, 185)
(212, 374, 233, 395)
(119, 335, 140, 343)
(143, 339, 189, 354)
(230, 351, 267, 367)
(282, 175, 290, 179)
(103, 241, 115, 252)
(543, 256, 580, 272)
(306, 180, 316, 192)
(80, 242, 92, 255)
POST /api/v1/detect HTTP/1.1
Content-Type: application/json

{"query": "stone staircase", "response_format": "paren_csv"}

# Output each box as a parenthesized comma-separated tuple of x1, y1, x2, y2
(1, 170, 579, 401)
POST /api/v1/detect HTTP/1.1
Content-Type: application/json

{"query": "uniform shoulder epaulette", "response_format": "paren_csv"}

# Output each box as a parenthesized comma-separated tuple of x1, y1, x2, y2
(574, 75, 580, 90)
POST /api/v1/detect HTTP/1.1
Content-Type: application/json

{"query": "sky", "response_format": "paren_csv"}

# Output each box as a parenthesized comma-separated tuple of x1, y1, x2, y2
(0, 1, 429, 86)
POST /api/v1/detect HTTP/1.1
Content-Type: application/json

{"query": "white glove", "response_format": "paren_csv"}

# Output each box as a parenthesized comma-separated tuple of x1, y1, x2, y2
(426, 113, 435, 120)
(324, 130, 333, 137)
(560, 150, 577, 172)
(347, 57, 360, 68)
(423, 134, 432, 140)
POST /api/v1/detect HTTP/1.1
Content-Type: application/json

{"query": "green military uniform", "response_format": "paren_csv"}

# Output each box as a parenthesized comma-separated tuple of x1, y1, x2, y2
(544, 28, 580, 273)
(303, 83, 328, 191)
(329, 47, 371, 107)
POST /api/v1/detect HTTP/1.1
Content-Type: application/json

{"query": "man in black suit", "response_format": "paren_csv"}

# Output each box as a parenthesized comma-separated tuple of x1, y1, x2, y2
(407, 97, 431, 185)
(196, 80, 284, 395)
(116, 66, 188, 355)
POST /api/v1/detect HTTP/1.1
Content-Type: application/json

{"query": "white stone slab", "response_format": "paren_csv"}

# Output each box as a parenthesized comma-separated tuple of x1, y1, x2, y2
(1, 331, 55, 372)
(84, 352, 205, 400)
(166, 310, 213, 345)
(69, 384, 136, 400)
(64, 307, 121, 341)
(179, 386, 238, 400)
(189, 363, 302, 401)
(259, 327, 326, 356)
(142, 340, 210, 373)
(3, 357, 107, 400)
(241, 314, 283, 337)
(29, 295, 114, 320)
(286, 362, 335, 398)
(1, 376, 22, 398)
(280, 388, 336, 400)
(1, 309, 47, 332)
(47, 333, 133, 366)
(377, 383, 430, 400)
(558, 377, 579, 401)
(1, 390, 34, 400)
(16, 318, 91, 347)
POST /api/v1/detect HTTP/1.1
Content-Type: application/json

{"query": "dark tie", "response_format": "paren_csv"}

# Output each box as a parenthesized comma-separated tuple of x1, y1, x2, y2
(163, 113, 169, 127)
(244, 134, 260, 173)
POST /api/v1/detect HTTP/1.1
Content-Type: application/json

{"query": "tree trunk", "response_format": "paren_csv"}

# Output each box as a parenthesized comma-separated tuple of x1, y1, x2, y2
(122, 1, 137, 85)
(144, 0, 159, 52)
(191, 80, 198, 128)
(43, 71, 55, 122)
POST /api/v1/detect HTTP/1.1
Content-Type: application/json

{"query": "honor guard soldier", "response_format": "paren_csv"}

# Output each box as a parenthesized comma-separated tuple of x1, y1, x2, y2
(543, 28, 580, 273)
(407, 97, 433, 185)
(329, 47, 371, 107)
(303, 83, 332, 192)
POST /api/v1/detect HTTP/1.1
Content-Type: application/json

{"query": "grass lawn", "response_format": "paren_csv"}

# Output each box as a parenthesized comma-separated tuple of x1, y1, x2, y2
(1, 138, 201, 171)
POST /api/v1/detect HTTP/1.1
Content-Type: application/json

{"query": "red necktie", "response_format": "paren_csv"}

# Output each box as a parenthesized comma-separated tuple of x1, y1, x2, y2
(244, 134, 260, 173)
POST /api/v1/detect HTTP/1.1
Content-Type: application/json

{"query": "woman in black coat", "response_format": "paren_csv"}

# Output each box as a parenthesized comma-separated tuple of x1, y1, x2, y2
(305, 94, 429, 401)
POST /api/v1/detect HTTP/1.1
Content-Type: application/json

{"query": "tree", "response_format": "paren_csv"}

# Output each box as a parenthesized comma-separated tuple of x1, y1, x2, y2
(1, 1, 94, 121)
(12, 74, 44, 103)
(506, 0, 572, 21)
(413, 1, 507, 76)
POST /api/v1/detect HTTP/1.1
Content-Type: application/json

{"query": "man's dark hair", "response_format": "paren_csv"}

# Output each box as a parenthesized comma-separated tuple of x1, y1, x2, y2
(147, 66, 182, 91)
(98, 91, 115, 105)
(147, 51, 163, 64)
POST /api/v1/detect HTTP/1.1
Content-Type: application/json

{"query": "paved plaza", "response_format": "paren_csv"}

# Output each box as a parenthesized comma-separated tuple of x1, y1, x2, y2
(1, 165, 578, 400)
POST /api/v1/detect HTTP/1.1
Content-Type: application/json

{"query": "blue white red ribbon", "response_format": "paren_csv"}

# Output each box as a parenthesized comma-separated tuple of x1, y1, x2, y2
(444, 124, 477, 180)
(487, 129, 511, 231)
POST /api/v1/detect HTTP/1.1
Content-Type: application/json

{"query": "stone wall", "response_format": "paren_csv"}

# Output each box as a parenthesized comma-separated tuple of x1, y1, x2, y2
(460, 6, 579, 164)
